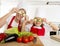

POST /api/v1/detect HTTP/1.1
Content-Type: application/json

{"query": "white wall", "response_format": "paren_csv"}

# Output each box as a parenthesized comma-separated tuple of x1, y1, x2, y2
(37, 5, 60, 22)
(47, 0, 60, 1)
(46, 5, 60, 22)
(0, 0, 22, 17)
(0, 0, 60, 22)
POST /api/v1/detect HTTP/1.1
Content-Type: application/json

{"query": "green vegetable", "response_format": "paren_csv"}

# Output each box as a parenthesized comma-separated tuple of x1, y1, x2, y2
(4, 27, 18, 35)
(18, 31, 33, 37)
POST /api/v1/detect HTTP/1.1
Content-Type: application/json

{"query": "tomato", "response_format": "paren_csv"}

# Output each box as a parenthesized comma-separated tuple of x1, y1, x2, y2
(29, 36, 34, 42)
(0, 37, 3, 42)
(17, 37, 22, 43)
(0, 33, 7, 38)
(0, 33, 7, 42)
(22, 37, 29, 43)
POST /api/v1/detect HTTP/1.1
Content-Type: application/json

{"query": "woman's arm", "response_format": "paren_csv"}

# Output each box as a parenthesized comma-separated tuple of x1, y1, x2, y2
(0, 8, 19, 28)
(0, 12, 13, 28)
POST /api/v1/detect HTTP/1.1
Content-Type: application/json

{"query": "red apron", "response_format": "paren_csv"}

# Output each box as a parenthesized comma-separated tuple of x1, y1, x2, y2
(30, 26, 45, 36)
(7, 16, 21, 32)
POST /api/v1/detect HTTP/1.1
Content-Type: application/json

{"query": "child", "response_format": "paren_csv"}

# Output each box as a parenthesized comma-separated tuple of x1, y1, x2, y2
(30, 17, 45, 36)
(22, 17, 45, 36)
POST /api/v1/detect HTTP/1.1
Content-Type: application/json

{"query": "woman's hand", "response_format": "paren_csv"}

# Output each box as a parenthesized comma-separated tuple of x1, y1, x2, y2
(10, 8, 19, 14)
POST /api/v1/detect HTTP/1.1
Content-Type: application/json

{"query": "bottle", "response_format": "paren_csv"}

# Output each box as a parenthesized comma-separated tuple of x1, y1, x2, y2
(58, 24, 60, 35)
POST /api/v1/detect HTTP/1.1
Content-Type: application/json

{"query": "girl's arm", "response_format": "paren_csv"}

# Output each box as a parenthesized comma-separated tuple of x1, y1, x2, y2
(42, 18, 59, 31)
(47, 22, 59, 31)
(21, 16, 29, 32)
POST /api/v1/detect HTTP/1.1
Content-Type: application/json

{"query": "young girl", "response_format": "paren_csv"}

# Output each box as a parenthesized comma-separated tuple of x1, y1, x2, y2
(30, 17, 45, 36)
(22, 17, 45, 36)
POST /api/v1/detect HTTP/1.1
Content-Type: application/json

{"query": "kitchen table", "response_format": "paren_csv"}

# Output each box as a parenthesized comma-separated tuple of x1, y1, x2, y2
(0, 36, 44, 46)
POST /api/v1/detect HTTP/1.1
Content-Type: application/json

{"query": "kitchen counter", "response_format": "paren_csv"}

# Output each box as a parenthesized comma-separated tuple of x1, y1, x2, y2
(39, 36, 60, 46)
(50, 35, 60, 42)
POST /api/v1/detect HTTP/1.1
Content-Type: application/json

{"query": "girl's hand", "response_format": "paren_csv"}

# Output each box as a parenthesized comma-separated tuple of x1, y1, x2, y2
(24, 15, 29, 22)
(42, 18, 46, 22)
(42, 18, 48, 24)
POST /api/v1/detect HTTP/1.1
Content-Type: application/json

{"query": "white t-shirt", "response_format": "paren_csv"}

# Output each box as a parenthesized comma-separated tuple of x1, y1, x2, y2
(6, 15, 32, 32)
(0, 15, 18, 33)
(25, 24, 33, 32)
(6, 16, 18, 27)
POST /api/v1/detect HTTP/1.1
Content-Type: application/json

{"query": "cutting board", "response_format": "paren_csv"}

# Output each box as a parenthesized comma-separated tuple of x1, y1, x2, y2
(50, 35, 60, 42)
(0, 36, 44, 46)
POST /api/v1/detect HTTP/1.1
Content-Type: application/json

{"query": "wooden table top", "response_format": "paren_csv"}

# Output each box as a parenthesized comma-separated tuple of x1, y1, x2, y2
(0, 36, 44, 46)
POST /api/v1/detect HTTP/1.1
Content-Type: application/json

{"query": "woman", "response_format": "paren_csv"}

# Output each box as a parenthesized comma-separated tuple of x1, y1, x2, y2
(0, 8, 28, 32)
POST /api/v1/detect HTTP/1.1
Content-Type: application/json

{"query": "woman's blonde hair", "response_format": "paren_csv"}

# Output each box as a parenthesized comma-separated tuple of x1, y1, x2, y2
(19, 8, 26, 14)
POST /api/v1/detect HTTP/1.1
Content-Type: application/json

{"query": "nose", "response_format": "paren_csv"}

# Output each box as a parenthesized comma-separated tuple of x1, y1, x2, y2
(36, 22, 40, 24)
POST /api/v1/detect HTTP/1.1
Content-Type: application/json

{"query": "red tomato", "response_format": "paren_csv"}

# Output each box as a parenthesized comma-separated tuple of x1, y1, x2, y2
(2, 33, 7, 38)
(22, 37, 29, 43)
(29, 36, 34, 42)
(0, 33, 7, 42)
(17, 37, 22, 43)
(0, 37, 3, 42)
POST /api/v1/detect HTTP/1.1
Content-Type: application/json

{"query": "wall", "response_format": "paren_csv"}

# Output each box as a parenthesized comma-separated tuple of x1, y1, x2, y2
(37, 5, 60, 22)
(0, 0, 60, 21)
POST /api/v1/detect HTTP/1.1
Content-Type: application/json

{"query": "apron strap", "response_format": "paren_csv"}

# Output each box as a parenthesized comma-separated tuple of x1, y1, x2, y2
(8, 16, 15, 26)
(7, 16, 21, 32)
(18, 20, 21, 32)
(7, 16, 15, 29)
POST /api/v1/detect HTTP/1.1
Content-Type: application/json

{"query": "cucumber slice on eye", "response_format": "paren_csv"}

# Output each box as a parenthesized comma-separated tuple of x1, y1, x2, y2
(39, 19, 42, 22)
(34, 19, 37, 21)
(18, 11, 22, 14)
(23, 13, 26, 17)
